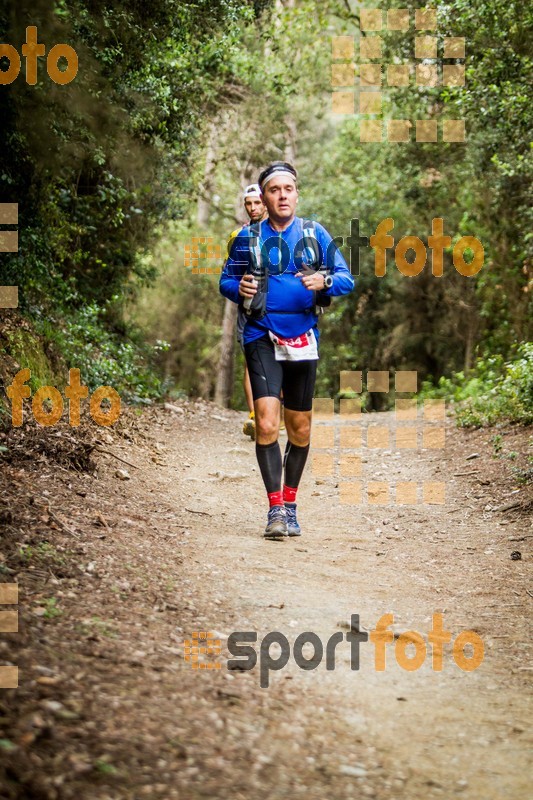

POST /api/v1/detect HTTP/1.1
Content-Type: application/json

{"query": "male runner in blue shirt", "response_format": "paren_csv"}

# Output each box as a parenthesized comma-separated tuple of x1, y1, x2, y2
(220, 161, 354, 539)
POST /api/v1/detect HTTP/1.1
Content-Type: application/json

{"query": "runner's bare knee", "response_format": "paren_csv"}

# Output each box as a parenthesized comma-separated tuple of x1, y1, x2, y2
(285, 410, 311, 445)
(256, 415, 279, 440)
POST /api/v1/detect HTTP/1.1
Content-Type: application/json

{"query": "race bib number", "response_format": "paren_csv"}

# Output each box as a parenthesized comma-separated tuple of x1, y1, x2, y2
(268, 329, 319, 361)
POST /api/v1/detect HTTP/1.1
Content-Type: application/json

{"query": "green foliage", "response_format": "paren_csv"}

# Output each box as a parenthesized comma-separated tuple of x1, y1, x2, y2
(42, 597, 62, 619)
(420, 343, 533, 426)
(511, 459, 533, 486)
(94, 759, 118, 776)
(133, 0, 532, 405)
(2, 327, 62, 391)
(0, 0, 266, 399)
(34, 303, 169, 401)
(132, 222, 228, 399)
(2, 0, 531, 410)
(295, 0, 532, 403)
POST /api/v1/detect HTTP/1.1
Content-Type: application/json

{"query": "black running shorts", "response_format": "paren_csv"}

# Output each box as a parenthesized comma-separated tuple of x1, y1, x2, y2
(243, 334, 318, 412)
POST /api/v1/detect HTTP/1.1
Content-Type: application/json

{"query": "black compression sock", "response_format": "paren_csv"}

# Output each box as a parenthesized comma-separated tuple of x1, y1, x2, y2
(283, 441, 310, 490)
(256, 441, 283, 495)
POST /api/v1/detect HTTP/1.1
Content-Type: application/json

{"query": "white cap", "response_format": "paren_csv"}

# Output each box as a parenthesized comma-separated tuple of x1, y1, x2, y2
(243, 183, 262, 199)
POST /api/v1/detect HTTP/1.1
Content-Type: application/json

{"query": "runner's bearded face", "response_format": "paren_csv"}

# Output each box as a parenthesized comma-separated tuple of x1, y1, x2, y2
(261, 177, 298, 224)
(244, 196, 265, 222)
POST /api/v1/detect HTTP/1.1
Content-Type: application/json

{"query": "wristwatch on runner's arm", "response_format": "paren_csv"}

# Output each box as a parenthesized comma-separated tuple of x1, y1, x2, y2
(323, 274, 333, 290)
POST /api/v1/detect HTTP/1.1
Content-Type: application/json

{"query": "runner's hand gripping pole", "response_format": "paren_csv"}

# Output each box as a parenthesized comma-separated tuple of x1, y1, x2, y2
(297, 220, 331, 315)
(243, 221, 268, 319)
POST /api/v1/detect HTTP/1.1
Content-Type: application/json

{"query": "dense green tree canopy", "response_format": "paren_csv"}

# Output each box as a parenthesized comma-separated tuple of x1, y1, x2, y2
(1, 0, 531, 413)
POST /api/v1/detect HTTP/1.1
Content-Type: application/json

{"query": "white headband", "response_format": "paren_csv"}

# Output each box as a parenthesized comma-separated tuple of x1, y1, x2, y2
(260, 170, 297, 189)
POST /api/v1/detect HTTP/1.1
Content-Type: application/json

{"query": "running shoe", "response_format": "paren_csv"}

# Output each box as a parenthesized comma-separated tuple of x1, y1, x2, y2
(264, 505, 288, 539)
(243, 411, 255, 440)
(284, 503, 301, 536)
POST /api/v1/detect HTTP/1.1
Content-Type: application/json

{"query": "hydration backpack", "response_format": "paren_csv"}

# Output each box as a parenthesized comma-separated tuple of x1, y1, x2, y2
(244, 218, 331, 319)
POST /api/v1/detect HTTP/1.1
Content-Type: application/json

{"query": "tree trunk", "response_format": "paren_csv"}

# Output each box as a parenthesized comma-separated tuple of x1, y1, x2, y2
(214, 299, 238, 407)
(284, 115, 297, 163)
(197, 122, 218, 226)
(463, 307, 478, 372)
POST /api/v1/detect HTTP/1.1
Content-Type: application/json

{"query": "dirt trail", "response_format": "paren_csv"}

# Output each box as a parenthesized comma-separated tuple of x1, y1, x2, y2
(1, 403, 531, 799)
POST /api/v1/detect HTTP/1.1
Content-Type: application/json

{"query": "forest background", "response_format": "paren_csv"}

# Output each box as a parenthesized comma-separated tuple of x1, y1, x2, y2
(0, 0, 531, 428)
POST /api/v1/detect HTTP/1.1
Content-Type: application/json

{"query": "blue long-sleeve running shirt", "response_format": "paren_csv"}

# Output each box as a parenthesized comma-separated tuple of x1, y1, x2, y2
(219, 216, 355, 345)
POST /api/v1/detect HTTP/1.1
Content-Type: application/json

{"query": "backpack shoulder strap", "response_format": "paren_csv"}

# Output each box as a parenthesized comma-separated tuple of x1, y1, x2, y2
(301, 219, 331, 315)
(301, 218, 321, 269)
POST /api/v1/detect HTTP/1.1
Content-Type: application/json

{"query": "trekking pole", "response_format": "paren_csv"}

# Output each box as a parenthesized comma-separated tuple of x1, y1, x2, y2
(244, 225, 264, 315)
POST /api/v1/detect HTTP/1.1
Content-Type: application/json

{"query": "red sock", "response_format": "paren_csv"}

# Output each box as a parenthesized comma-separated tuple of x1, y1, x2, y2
(268, 490, 283, 508)
(283, 484, 297, 504)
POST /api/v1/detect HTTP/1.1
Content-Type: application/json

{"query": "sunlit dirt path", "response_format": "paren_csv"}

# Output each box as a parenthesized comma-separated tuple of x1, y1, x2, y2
(2, 403, 531, 799)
